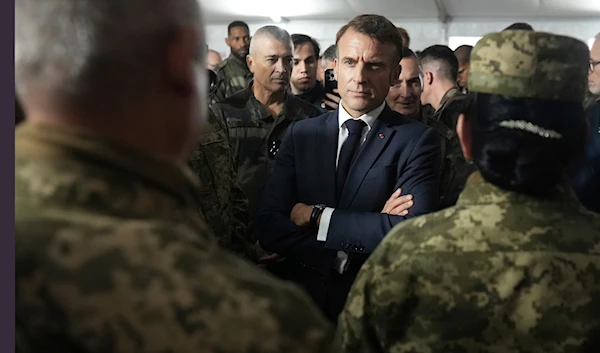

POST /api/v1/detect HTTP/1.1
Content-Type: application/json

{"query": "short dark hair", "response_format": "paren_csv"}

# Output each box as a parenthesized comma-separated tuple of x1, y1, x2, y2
(402, 48, 417, 59)
(504, 22, 534, 31)
(228, 21, 249, 36)
(419, 45, 459, 82)
(470, 93, 586, 197)
(291, 34, 320, 59)
(454, 45, 473, 65)
(336, 14, 404, 65)
(322, 45, 337, 61)
(397, 27, 410, 48)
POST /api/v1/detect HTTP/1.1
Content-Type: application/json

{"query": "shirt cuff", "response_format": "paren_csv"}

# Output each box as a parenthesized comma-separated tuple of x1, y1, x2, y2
(316, 207, 334, 242)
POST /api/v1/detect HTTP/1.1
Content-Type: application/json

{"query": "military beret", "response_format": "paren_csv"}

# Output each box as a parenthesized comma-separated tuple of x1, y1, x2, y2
(468, 30, 589, 103)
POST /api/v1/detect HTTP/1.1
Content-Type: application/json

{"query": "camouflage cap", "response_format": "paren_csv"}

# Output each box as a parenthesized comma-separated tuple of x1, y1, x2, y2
(468, 30, 589, 103)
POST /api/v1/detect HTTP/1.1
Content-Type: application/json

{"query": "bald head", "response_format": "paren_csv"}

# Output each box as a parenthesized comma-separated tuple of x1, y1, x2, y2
(247, 26, 294, 94)
(207, 50, 222, 71)
(249, 26, 293, 56)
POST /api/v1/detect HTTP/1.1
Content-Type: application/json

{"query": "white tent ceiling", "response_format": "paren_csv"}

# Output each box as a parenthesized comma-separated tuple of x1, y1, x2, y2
(200, 0, 600, 23)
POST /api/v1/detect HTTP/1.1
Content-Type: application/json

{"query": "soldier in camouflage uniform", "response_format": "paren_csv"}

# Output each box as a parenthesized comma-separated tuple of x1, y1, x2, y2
(335, 30, 600, 353)
(187, 108, 258, 261)
(15, 1, 333, 352)
(212, 21, 253, 104)
(420, 45, 475, 209)
(212, 26, 322, 228)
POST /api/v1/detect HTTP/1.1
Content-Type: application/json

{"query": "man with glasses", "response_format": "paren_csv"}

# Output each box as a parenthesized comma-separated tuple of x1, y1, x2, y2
(572, 33, 600, 213)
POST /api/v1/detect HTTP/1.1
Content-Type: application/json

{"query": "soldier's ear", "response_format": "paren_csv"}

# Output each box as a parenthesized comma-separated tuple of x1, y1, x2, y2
(456, 113, 472, 162)
(424, 71, 434, 86)
(247, 55, 255, 73)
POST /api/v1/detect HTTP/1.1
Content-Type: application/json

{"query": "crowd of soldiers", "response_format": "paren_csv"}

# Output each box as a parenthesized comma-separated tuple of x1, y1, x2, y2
(15, 0, 600, 352)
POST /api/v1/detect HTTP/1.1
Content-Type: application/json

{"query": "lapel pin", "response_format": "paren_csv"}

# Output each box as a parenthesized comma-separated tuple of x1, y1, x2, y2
(379, 133, 385, 139)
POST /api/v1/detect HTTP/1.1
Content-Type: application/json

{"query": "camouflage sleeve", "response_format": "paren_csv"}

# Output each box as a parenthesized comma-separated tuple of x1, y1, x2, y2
(222, 109, 258, 258)
(212, 69, 229, 104)
(17, 220, 333, 353)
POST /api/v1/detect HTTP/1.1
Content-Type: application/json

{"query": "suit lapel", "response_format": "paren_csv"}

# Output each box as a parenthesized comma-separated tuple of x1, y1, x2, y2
(339, 108, 396, 208)
(317, 112, 339, 207)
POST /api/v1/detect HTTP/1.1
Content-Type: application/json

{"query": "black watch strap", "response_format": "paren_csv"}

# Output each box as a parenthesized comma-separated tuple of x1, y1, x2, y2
(309, 204, 326, 228)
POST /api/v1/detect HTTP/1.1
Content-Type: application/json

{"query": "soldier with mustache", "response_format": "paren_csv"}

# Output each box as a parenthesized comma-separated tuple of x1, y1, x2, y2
(211, 26, 322, 267)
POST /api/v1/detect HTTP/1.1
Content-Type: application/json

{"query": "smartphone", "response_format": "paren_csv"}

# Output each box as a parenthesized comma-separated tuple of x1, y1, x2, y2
(324, 69, 340, 111)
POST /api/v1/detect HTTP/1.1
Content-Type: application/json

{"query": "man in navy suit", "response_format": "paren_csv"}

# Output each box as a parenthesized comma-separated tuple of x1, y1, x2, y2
(256, 14, 442, 322)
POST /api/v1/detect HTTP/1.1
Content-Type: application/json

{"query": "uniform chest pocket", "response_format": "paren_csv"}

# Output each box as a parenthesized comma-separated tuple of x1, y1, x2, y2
(190, 128, 233, 209)
(227, 120, 263, 129)
(200, 129, 228, 146)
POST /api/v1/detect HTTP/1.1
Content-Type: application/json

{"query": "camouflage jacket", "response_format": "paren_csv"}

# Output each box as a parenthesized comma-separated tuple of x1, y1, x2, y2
(188, 109, 257, 260)
(335, 172, 600, 353)
(212, 55, 253, 104)
(213, 82, 323, 223)
(15, 122, 333, 353)
(422, 87, 475, 209)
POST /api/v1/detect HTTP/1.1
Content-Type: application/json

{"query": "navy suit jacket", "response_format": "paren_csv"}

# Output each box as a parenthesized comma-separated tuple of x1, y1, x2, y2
(572, 100, 600, 213)
(256, 105, 441, 276)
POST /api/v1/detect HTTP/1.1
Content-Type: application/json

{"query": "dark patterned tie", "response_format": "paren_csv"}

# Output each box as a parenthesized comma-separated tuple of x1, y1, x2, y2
(336, 119, 367, 200)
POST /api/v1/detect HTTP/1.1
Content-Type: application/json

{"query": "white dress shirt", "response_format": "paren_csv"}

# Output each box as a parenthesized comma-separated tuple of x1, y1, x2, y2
(317, 100, 386, 274)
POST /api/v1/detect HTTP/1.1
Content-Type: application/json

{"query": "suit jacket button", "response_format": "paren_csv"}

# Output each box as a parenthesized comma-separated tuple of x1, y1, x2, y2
(359, 246, 365, 251)
(353, 246, 360, 251)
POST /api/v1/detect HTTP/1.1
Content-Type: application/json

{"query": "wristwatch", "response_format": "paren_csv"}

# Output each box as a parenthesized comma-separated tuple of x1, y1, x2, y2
(309, 204, 327, 228)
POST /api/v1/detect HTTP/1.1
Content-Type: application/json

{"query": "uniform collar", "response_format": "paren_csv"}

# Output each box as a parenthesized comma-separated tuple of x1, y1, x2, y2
(15, 122, 204, 208)
(456, 171, 581, 207)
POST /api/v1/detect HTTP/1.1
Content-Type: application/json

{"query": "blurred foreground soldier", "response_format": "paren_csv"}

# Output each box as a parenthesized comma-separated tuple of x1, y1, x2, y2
(15, 1, 333, 352)
(15, 96, 24, 125)
(212, 21, 252, 103)
(335, 30, 600, 353)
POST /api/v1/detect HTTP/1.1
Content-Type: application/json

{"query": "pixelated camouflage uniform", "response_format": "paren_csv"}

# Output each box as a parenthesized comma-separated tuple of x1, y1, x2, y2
(188, 109, 257, 261)
(15, 122, 333, 353)
(335, 173, 600, 353)
(212, 55, 253, 104)
(212, 82, 323, 225)
(334, 30, 600, 353)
